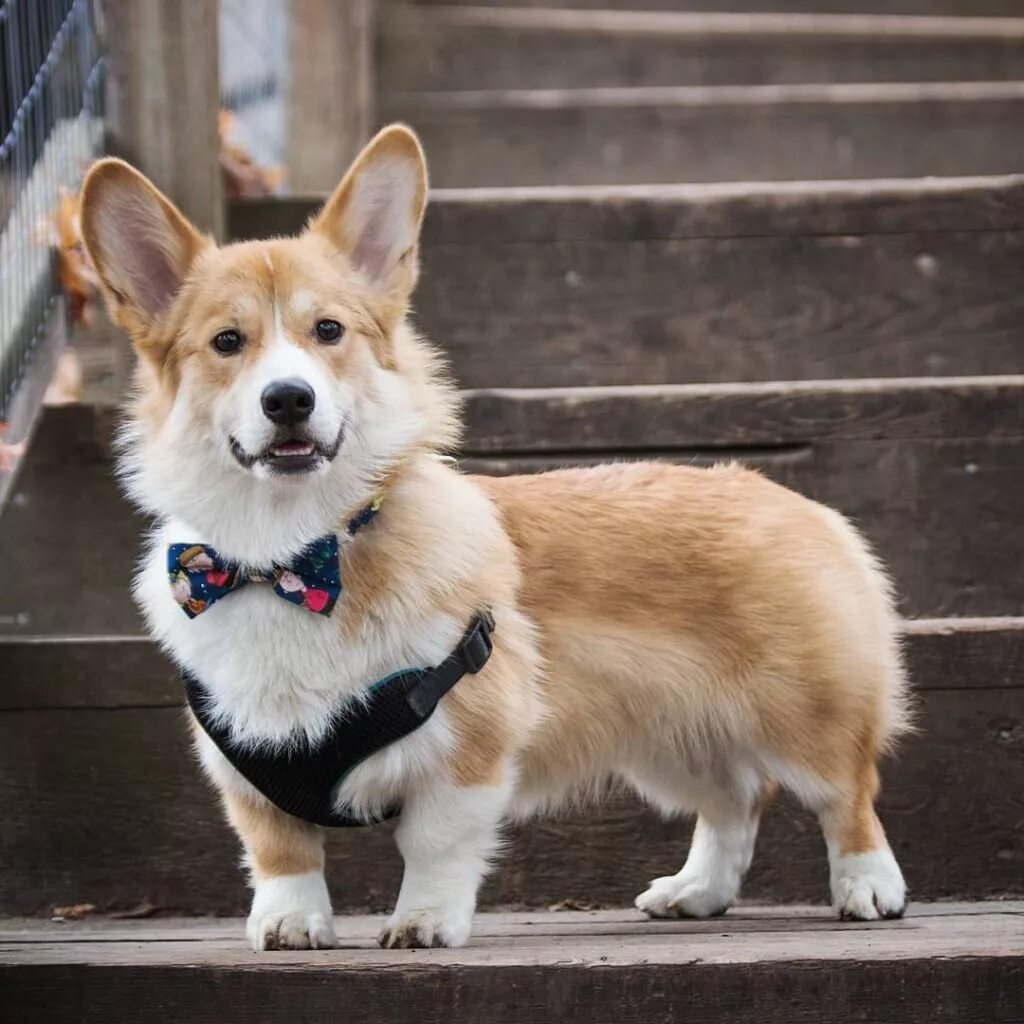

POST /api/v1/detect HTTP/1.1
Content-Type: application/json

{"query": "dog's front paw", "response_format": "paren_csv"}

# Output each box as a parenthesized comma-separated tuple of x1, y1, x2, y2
(378, 907, 473, 949)
(246, 872, 338, 951)
(635, 873, 732, 919)
(249, 910, 337, 951)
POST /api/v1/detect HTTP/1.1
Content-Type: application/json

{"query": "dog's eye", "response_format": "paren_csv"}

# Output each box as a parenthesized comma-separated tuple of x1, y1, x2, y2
(212, 329, 243, 355)
(315, 319, 344, 344)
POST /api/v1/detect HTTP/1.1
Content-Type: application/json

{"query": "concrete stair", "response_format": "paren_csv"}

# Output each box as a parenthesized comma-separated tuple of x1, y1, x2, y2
(2, 1, 1023, 1019)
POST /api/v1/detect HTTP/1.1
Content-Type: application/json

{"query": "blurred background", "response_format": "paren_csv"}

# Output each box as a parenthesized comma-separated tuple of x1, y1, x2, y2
(0, 0, 1021, 924)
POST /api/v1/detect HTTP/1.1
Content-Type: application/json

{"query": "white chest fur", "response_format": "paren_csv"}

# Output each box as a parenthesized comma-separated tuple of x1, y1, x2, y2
(136, 516, 466, 812)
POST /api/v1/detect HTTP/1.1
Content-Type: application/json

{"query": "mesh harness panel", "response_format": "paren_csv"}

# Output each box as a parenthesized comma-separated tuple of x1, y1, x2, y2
(184, 612, 495, 827)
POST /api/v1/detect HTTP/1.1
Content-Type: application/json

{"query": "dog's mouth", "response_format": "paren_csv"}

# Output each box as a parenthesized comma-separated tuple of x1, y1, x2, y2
(229, 425, 345, 476)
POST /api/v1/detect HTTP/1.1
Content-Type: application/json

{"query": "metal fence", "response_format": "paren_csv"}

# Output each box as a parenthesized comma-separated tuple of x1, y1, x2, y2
(0, 0, 105, 471)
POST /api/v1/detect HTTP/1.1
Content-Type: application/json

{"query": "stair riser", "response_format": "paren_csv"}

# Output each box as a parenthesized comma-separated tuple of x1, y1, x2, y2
(230, 184, 1024, 388)
(383, 92, 1024, 187)
(4, 390, 1023, 632)
(3, 957, 1020, 1024)
(382, 20, 1024, 91)
(1, 625, 1021, 916)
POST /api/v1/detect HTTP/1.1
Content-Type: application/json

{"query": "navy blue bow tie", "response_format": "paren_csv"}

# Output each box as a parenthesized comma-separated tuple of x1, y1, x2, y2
(167, 499, 381, 619)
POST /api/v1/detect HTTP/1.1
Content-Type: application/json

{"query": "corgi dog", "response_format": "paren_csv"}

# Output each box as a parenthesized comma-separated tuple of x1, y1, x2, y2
(80, 125, 908, 951)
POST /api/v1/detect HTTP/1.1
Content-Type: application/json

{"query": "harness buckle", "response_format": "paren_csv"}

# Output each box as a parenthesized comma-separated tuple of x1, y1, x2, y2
(459, 612, 495, 674)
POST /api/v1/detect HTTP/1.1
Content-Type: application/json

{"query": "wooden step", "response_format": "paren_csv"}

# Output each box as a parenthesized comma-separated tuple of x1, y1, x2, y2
(229, 176, 1024, 388)
(2, 905, 1022, 1023)
(3, 376, 1023, 636)
(381, 9, 1024, 91)
(381, 82, 1024, 186)
(2, 472, 1022, 922)
(408, 0, 1024, 14)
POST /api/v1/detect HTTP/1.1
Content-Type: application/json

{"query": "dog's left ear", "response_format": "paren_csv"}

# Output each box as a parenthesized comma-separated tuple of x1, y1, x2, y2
(308, 124, 428, 324)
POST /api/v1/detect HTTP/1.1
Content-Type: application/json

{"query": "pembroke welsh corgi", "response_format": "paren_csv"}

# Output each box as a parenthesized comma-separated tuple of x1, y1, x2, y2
(80, 124, 908, 951)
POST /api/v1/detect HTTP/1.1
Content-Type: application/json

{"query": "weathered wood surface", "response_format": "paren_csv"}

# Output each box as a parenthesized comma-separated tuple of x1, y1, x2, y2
(5, 377, 1021, 635)
(381, 9, 1024, 91)
(287, 0, 375, 192)
(1, 906, 1022, 1024)
(0, 619, 1020, 916)
(104, 0, 223, 236)
(0, 406, 145, 636)
(410, 0, 1024, 13)
(382, 82, 1024, 186)
(229, 176, 1024, 387)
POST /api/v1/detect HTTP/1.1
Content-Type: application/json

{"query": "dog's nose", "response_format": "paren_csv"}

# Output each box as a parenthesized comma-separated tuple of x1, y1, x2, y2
(261, 378, 315, 426)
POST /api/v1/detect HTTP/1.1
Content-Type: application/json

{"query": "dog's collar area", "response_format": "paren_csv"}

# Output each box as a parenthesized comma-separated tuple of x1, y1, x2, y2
(167, 497, 384, 619)
(183, 611, 496, 828)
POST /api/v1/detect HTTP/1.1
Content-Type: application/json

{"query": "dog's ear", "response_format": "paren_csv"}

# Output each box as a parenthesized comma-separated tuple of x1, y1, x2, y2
(80, 159, 208, 343)
(308, 124, 428, 323)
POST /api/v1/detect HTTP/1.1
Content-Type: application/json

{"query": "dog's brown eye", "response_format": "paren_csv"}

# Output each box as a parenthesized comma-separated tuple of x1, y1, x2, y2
(212, 329, 243, 355)
(315, 319, 343, 344)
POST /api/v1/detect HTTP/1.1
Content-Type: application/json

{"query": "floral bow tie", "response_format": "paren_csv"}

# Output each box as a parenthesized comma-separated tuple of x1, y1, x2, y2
(168, 500, 381, 619)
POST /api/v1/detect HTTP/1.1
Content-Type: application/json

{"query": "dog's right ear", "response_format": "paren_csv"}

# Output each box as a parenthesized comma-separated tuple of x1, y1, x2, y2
(308, 124, 428, 331)
(80, 159, 208, 345)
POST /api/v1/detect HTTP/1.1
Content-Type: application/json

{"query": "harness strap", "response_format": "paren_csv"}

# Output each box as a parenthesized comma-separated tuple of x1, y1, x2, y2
(184, 611, 495, 828)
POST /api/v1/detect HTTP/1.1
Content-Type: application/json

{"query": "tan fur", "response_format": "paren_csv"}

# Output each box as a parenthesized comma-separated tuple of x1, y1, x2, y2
(222, 785, 325, 880)
(81, 125, 908, 930)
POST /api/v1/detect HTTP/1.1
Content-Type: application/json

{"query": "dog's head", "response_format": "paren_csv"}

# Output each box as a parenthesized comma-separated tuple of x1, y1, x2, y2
(81, 125, 456, 562)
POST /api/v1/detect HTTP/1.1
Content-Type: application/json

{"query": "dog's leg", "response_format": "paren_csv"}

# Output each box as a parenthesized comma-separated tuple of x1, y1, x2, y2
(221, 786, 337, 950)
(634, 781, 774, 919)
(379, 770, 511, 949)
(817, 762, 906, 921)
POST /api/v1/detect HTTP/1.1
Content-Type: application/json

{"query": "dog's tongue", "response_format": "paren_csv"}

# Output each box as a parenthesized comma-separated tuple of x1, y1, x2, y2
(271, 440, 314, 457)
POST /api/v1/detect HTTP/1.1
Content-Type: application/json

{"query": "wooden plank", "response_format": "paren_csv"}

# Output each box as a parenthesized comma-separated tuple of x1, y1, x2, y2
(409, 0, 1024, 14)
(460, 377, 1024, 450)
(2, 904, 1022, 961)
(228, 179, 1024, 386)
(104, 0, 223, 236)
(232, 174, 1024, 242)
(287, 0, 375, 192)
(4, 902, 1017, 942)
(382, 82, 1024, 187)
(4, 617, 1020, 711)
(381, 9, 1024, 91)
(0, 624, 1020, 916)
(3, 390, 1024, 633)
(1, 909, 1022, 1024)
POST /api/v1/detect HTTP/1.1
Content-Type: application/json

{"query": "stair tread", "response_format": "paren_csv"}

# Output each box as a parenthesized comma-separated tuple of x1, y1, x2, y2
(3, 903, 1022, 965)
(389, 7, 1024, 39)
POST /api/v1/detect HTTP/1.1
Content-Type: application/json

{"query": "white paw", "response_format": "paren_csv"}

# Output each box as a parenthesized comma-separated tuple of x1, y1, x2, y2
(378, 906, 474, 949)
(635, 873, 733, 919)
(249, 910, 337, 951)
(831, 848, 907, 921)
(246, 872, 338, 951)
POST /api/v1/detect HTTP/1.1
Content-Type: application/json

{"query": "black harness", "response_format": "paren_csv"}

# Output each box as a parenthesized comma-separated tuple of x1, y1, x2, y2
(185, 612, 495, 827)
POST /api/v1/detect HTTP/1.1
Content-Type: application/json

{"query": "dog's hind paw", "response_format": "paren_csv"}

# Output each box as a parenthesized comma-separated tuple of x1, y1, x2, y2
(832, 848, 907, 921)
